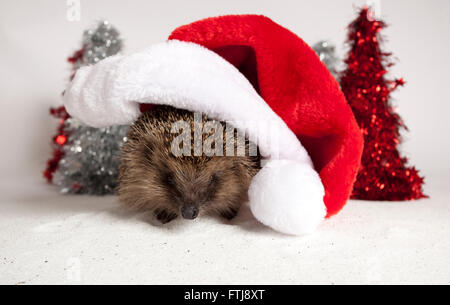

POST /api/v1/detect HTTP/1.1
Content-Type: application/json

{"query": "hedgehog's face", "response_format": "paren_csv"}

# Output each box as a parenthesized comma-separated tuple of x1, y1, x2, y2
(152, 149, 252, 221)
(160, 164, 218, 220)
(118, 134, 257, 224)
(118, 106, 260, 224)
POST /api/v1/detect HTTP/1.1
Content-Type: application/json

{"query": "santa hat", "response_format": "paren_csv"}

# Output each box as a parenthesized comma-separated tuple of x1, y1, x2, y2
(63, 15, 363, 235)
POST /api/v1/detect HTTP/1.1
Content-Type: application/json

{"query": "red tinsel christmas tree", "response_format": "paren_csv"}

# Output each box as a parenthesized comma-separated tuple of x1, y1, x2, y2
(340, 7, 425, 200)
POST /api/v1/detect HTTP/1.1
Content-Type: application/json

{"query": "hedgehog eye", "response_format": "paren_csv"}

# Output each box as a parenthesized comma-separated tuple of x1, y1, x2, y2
(208, 174, 217, 186)
(164, 173, 175, 187)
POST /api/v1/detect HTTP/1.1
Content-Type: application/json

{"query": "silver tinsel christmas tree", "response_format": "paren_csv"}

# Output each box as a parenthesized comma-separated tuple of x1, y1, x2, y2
(53, 120, 129, 195)
(72, 20, 122, 69)
(52, 21, 129, 195)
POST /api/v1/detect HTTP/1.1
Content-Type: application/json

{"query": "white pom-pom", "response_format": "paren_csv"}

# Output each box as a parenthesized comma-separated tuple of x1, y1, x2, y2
(248, 159, 326, 235)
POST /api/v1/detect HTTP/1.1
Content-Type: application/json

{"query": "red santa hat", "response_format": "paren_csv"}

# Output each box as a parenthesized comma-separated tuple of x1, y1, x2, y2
(63, 15, 363, 235)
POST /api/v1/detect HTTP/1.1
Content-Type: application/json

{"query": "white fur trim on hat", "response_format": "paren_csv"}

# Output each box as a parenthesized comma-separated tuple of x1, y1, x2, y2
(63, 40, 326, 235)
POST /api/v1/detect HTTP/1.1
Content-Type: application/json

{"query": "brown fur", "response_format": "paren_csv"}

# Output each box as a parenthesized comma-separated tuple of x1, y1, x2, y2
(118, 105, 260, 223)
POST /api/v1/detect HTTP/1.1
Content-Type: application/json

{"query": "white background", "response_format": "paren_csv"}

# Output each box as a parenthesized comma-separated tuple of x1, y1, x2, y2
(0, 0, 449, 183)
(0, 0, 449, 285)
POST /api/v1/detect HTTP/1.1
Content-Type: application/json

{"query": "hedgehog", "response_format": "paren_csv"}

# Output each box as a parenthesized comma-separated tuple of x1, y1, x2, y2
(118, 105, 261, 224)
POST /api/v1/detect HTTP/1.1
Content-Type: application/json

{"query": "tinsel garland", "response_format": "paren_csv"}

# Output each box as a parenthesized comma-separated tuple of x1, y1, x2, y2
(44, 21, 128, 195)
(340, 7, 426, 200)
(43, 106, 70, 182)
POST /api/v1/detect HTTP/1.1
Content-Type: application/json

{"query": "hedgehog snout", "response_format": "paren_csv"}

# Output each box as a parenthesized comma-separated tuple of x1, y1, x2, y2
(181, 204, 199, 220)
